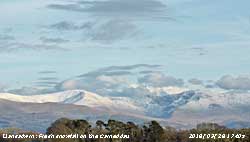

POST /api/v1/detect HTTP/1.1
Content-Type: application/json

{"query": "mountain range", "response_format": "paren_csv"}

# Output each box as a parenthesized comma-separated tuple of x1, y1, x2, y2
(0, 88, 250, 132)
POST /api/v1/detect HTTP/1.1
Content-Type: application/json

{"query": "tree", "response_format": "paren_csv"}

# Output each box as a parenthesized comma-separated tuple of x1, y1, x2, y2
(96, 120, 105, 130)
(148, 121, 166, 142)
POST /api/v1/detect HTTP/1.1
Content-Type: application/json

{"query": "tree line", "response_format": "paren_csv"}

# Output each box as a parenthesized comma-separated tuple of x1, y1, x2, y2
(0, 118, 250, 142)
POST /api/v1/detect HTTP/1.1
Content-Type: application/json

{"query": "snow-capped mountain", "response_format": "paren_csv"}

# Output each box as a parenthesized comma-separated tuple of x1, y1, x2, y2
(1, 88, 250, 131)
(145, 90, 197, 118)
(0, 88, 199, 118)
(0, 90, 143, 113)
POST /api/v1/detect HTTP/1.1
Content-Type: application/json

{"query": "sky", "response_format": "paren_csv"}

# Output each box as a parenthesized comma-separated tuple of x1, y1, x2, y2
(1, 0, 250, 92)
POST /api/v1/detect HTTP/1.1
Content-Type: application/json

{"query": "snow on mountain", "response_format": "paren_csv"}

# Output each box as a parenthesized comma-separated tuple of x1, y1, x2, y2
(0, 90, 143, 113)
(0, 87, 198, 118)
(1, 88, 250, 124)
(1, 88, 250, 130)
(146, 90, 197, 118)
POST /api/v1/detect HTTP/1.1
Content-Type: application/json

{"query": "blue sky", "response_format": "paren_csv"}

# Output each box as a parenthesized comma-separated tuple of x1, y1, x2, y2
(1, 0, 250, 91)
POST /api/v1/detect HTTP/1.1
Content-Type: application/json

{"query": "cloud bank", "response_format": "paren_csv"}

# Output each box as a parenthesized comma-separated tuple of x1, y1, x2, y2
(216, 75, 250, 91)
(138, 73, 184, 87)
(47, 0, 170, 20)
